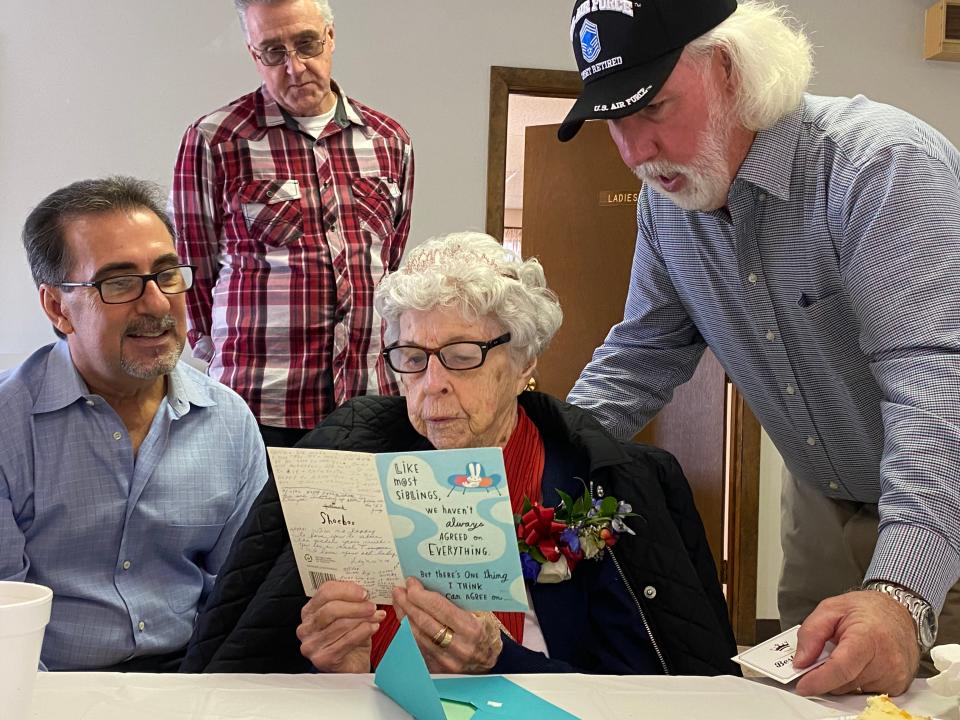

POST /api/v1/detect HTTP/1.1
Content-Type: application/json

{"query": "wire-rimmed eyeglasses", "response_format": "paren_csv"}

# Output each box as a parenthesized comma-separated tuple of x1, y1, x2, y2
(250, 33, 328, 67)
(58, 264, 196, 305)
(383, 333, 512, 374)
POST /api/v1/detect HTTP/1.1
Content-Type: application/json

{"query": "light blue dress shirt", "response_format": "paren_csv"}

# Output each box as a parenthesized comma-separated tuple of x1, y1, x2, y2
(569, 94, 960, 612)
(0, 341, 268, 669)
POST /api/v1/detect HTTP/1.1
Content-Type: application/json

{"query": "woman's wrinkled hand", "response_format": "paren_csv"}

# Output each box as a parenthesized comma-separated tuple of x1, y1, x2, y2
(297, 580, 385, 673)
(393, 577, 503, 673)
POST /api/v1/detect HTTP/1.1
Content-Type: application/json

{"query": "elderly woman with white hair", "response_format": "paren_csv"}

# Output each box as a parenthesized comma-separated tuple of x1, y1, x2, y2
(179, 232, 738, 677)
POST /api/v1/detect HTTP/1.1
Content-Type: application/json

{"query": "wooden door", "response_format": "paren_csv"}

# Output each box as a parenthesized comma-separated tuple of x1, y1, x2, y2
(520, 121, 728, 575)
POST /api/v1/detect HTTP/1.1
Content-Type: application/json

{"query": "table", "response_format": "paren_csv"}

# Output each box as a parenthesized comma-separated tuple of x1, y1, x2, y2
(29, 672, 954, 720)
(798, 679, 959, 719)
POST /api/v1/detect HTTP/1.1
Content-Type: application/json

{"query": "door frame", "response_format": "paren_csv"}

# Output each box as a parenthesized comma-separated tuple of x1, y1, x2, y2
(485, 65, 762, 644)
(485, 66, 581, 240)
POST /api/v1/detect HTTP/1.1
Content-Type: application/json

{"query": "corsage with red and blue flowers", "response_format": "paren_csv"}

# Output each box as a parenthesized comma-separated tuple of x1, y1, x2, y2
(515, 484, 636, 584)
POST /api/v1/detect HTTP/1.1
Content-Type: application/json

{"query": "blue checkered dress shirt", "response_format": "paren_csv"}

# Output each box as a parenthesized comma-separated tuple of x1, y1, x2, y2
(0, 341, 268, 669)
(568, 94, 960, 612)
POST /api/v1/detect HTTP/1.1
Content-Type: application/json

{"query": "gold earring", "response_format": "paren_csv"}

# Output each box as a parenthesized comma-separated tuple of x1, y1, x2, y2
(524, 377, 537, 392)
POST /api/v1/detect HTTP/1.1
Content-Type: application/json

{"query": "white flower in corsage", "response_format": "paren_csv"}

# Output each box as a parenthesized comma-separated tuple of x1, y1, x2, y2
(537, 558, 573, 584)
(580, 530, 606, 560)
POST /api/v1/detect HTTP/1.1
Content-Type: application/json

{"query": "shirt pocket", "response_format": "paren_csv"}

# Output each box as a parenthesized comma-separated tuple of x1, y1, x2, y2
(236, 178, 304, 247)
(160, 504, 227, 613)
(351, 176, 400, 240)
(797, 290, 865, 363)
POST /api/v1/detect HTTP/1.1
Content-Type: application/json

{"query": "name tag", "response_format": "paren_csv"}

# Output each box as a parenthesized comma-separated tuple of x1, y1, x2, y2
(732, 625, 834, 683)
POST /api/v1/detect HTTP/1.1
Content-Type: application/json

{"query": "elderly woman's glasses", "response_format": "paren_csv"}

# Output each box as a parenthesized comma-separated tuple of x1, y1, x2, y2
(251, 34, 328, 67)
(58, 264, 196, 304)
(383, 333, 511, 374)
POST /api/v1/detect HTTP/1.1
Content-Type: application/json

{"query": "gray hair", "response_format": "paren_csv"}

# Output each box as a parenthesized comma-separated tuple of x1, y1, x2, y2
(21, 176, 175, 338)
(234, 0, 334, 36)
(685, 1, 813, 131)
(375, 232, 563, 366)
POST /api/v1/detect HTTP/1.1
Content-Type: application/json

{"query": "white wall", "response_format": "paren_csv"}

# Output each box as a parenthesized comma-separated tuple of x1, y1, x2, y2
(2, 1, 959, 616)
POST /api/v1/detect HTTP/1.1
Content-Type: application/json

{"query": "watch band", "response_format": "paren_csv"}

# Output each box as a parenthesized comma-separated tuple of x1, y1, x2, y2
(862, 580, 937, 650)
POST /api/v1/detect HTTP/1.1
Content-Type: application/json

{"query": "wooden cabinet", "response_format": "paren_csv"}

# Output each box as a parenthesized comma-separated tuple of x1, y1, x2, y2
(924, 0, 960, 61)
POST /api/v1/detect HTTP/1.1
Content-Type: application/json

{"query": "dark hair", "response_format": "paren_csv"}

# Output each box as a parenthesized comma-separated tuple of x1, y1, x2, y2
(21, 176, 176, 339)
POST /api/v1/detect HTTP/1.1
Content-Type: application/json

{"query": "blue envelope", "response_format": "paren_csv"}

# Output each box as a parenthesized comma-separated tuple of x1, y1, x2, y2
(374, 618, 579, 719)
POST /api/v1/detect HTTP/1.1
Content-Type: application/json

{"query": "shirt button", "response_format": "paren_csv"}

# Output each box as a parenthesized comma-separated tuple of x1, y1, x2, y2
(828, 481, 839, 491)
(113, 431, 122, 441)
(643, 585, 657, 599)
(747, 273, 757, 284)
(122, 560, 132, 570)
(807, 436, 817, 446)
(138, 621, 145, 631)
(86, 399, 95, 407)
(785, 384, 796, 395)
(765, 330, 775, 342)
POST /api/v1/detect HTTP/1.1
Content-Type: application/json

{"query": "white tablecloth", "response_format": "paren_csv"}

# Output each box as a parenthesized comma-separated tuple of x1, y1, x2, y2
(794, 679, 960, 719)
(29, 672, 941, 720)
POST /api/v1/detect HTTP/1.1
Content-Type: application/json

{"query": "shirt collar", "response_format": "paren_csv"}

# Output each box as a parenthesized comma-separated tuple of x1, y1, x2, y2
(165, 362, 217, 419)
(256, 80, 364, 132)
(32, 340, 90, 414)
(31, 340, 216, 418)
(733, 99, 805, 202)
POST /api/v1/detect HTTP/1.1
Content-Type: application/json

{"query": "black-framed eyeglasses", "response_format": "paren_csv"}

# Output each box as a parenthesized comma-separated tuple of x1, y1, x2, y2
(383, 333, 511, 374)
(251, 33, 328, 67)
(58, 264, 196, 305)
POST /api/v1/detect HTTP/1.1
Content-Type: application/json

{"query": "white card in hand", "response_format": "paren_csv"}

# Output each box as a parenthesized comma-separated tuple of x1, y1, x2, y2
(732, 624, 834, 683)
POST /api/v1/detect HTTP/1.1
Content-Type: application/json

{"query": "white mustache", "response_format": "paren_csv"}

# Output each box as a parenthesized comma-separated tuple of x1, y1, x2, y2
(633, 161, 687, 181)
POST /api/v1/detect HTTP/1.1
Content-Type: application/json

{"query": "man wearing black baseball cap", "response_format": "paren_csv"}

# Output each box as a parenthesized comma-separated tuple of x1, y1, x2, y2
(559, 0, 736, 142)
(564, 0, 960, 699)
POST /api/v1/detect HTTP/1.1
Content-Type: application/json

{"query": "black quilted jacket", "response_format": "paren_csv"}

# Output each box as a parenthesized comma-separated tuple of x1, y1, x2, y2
(180, 393, 739, 676)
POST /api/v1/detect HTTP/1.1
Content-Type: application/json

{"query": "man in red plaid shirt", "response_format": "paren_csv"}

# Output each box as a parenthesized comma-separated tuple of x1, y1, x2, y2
(171, 0, 414, 446)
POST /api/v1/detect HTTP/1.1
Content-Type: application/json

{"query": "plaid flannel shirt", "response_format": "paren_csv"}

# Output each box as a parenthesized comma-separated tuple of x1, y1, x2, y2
(172, 83, 413, 428)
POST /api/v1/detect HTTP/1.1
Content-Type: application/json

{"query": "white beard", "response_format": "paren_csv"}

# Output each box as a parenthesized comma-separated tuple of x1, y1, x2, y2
(633, 91, 735, 211)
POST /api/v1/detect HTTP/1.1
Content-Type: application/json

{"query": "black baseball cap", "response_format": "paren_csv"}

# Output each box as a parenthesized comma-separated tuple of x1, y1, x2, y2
(559, 0, 738, 142)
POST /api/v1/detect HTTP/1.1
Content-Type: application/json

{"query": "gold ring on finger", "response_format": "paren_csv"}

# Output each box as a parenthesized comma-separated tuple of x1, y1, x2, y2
(431, 625, 449, 646)
(438, 627, 454, 649)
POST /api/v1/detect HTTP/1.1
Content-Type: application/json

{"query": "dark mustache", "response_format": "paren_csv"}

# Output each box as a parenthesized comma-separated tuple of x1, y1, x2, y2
(125, 315, 177, 336)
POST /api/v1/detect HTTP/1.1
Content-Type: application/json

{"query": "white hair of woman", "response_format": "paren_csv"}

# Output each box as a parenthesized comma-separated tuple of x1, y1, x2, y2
(685, 0, 814, 131)
(375, 232, 563, 365)
(234, 0, 334, 34)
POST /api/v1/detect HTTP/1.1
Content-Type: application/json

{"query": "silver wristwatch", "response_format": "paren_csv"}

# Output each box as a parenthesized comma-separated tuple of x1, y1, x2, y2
(862, 580, 938, 651)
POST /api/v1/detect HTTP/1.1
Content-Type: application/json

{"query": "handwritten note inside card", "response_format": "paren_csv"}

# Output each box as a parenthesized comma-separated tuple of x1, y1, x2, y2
(270, 447, 404, 604)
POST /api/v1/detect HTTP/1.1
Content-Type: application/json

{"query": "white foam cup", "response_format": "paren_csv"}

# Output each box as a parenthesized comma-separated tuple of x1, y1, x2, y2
(0, 581, 53, 720)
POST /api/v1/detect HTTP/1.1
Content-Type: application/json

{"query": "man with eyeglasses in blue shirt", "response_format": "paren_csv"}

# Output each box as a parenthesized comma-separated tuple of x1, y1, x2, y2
(0, 176, 267, 671)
